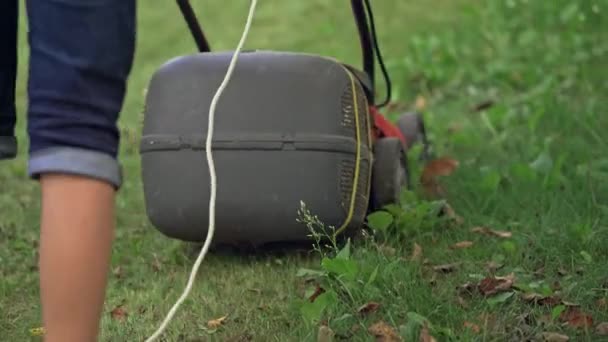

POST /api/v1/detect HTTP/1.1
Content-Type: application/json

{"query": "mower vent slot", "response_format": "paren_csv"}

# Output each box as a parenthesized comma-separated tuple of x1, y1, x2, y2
(340, 158, 355, 208)
(341, 86, 356, 134)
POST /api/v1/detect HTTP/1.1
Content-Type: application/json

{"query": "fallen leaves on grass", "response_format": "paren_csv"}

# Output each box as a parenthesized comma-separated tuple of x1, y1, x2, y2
(478, 273, 515, 296)
(112, 266, 124, 279)
(440, 202, 464, 225)
(207, 315, 228, 329)
(471, 99, 495, 112)
(419, 322, 437, 342)
(478, 313, 498, 331)
(368, 321, 402, 342)
(559, 307, 593, 329)
(420, 157, 459, 197)
(432, 263, 459, 273)
(458, 282, 476, 296)
(485, 261, 504, 273)
(471, 226, 512, 238)
(415, 95, 427, 111)
(309, 285, 326, 302)
(151, 253, 162, 272)
(227, 333, 254, 342)
(247, 288, 262, 295)
(521, 293, 562, 306)
(541, 332, 570, 341)
(377, 244, 397, 257)
(358, 302, 381, 315)
(457, 296, 469, 308)
(110, 305, 128, 321)
(447, 122, 463, 134)
(463, 321, 480, 333)
(411, 243, 423, 262)
(596, 322, 608, 336)
(317, 325, 335, 342)
(450, 241, 474, 249)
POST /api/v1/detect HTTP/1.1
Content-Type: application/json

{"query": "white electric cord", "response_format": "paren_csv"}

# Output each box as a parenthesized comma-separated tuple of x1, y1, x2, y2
(144, 1, 258, 340)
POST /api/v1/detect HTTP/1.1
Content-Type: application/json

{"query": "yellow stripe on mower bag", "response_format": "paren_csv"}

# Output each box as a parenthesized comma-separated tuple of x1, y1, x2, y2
(335, 66, 371, 236)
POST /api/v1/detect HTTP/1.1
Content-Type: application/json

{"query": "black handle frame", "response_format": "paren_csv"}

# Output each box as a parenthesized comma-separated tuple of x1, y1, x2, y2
(176, 0, 211, 53)
(175, 0, 383, 105)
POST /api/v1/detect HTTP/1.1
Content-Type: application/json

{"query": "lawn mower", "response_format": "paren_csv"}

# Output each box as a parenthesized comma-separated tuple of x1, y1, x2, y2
(140, 0, 429, 246)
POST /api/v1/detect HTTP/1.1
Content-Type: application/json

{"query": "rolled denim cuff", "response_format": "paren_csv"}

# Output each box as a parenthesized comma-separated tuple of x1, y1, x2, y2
(28, 147, 122, 189)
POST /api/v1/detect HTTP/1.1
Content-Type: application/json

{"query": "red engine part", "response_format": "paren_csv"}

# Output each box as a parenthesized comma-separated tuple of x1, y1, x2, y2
(370, 106, 406, 147)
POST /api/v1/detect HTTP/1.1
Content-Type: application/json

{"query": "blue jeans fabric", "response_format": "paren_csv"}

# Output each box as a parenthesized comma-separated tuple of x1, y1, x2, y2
(0, 0, 136, 188)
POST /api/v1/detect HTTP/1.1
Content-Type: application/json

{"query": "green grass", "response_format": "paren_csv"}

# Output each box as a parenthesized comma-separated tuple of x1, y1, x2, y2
(1, 0, 607, 341)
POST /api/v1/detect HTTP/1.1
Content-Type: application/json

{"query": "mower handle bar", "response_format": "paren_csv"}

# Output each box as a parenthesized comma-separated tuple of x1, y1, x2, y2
(175, 0, 376, 95)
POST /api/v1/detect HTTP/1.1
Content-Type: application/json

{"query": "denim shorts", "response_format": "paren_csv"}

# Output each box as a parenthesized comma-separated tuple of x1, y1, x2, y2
(0, 0, 136, 188)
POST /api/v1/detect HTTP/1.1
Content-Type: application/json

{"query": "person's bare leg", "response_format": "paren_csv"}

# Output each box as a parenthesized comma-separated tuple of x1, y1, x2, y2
(39, 173, 115, 342)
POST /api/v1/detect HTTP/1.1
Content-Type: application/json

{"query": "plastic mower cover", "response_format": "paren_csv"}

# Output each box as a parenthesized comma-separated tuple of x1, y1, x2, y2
(140, 51, 374, 246)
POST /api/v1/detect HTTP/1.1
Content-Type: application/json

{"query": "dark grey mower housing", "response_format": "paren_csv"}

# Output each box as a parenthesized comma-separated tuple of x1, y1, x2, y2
(140, 51, 374, 246)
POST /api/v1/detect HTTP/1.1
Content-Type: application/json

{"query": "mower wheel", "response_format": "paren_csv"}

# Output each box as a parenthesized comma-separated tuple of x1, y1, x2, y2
(371, 137, 408, 211)
(397, 112, 426, 150)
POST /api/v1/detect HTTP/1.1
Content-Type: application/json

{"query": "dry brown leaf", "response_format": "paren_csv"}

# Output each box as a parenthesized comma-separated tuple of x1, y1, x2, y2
(485, 261, 504, 273)
(420, 157, 459, 197)
(538, 314, 553, 325)
(386, 101, 407, 113)
(541, 332, 570, 342)
(470, 226, 512, 238)
(458, 282, 476, 296)
(227, 333, 254, 342)
(596, 322, 608, 336)
(377, 244, 397, 256)
(415, 95, 427, 111)
(317, 325, 335, 342)
(457, 296, 469, 308)
(440, 203, 464, 225)
(411, 243, 423, 262)
(447, 122, 463, 134)
(521, 293, 544, 302)
(419, 322, 437, 342)
(478, 313, 498, 331)
(534, 266, 546, 277)
(433, 263, 459, 273)
(471, 99, 495, 112)
(368, 321, 402, 342)
(471, 100, 494, 113)
(358, 302, 381, 316)
(207, 315, 228, 329)
(562, 301, 580, 307)
(559, 307, 593, 329)
(551, 281, 562, 291)
(151, 253, 162, 272)
(478, 273, 515, 296)
(112, 266, 123, 279)
(597, 298, 607, 308)
(428, 273, 437, 287)
(463, 321, 481, 333)
(422, 157, 459, 178)
(521, 293, 562, 307)
(309, 285, 325, 302)
(541, 296, 564, 307)
(450, 241, 474, 249)
(110, 305, 128, 321)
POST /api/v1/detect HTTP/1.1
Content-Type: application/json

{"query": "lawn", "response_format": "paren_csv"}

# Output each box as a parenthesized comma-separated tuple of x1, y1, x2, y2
(1, 0, 607, 341)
